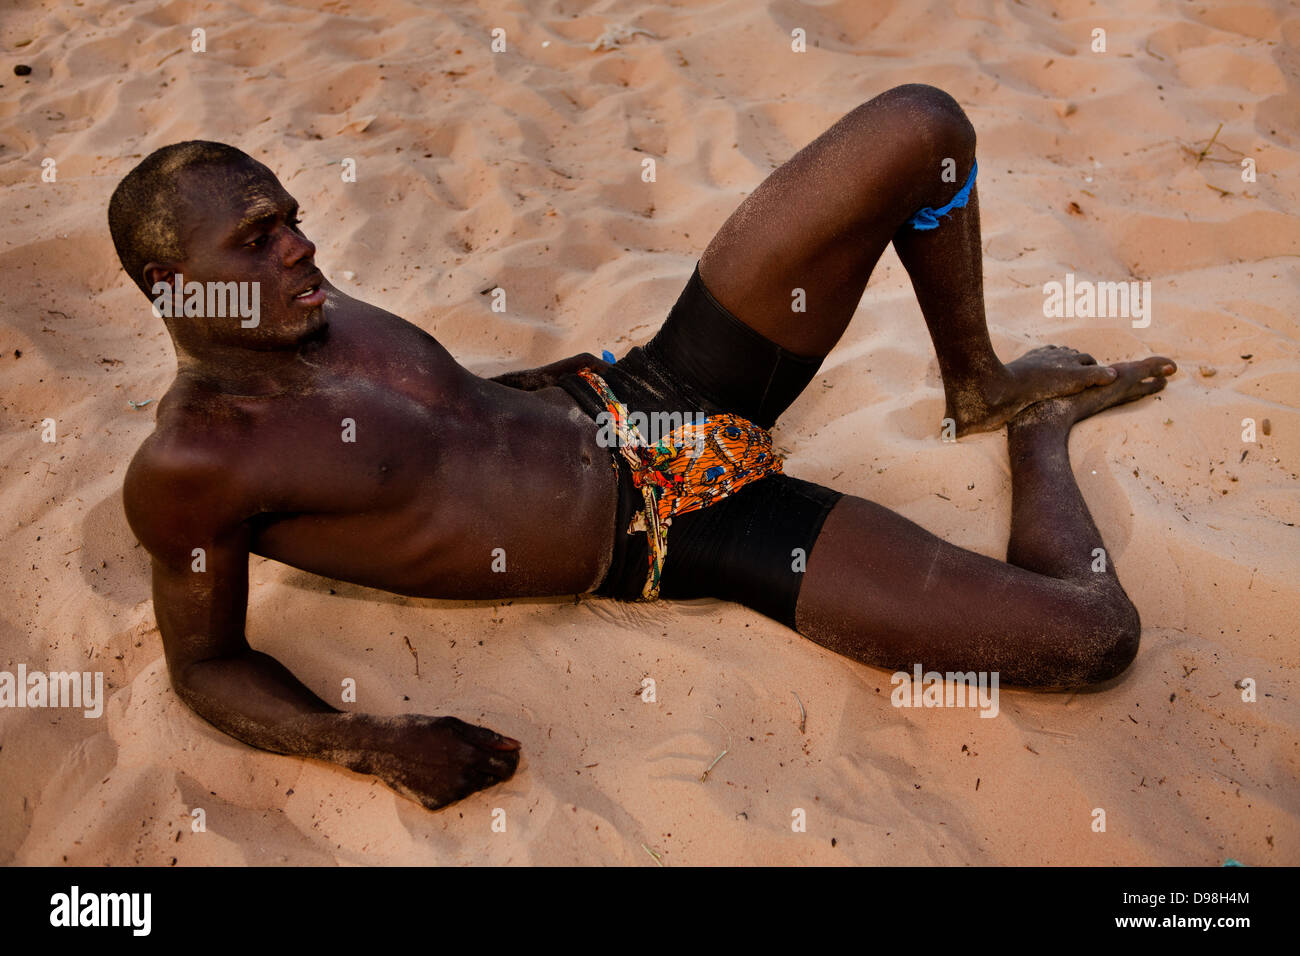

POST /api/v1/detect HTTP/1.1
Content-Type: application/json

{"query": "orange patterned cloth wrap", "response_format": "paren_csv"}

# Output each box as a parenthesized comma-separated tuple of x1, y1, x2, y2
(577, 367, 784, 600)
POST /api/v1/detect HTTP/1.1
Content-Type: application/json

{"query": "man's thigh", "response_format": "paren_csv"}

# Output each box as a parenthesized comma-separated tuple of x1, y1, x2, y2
(637, 265, 825, 429)
(697, 86, 971, 356)
(795, 494, 1115, 684)
(658, 473, 843, 629)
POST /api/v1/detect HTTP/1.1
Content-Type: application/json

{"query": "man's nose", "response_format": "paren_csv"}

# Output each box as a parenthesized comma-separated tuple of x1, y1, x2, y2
(283, 228, 315, 265)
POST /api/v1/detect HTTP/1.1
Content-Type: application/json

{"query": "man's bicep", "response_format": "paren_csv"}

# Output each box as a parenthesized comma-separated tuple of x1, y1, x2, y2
(150, 528, 253, 674)
(125, 446, 258, 670)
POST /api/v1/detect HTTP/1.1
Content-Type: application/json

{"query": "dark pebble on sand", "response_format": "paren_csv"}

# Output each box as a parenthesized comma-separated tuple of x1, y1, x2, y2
(15, 65, 32, 76)
(831, 837, 837, 847)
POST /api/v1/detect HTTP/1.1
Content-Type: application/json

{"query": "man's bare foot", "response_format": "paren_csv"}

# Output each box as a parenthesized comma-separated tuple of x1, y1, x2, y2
(1008, 356, 1177, 433)
(366, 714, 522, 812)
(948, 345, 1120, 436)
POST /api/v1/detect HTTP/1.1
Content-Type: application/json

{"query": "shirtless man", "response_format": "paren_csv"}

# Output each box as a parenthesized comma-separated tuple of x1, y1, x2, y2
(111, 84, 1176, 812)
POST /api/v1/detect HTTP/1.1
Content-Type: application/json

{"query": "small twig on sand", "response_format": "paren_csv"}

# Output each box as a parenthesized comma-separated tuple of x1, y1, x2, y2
(1032, 727, 1077, 740)
(402, 635, 420, 677)
(792, 692, 807, 734)
(1196, 122, 1223, 165)
(641, 843, 664, 866)
(700, 715, 732, 782)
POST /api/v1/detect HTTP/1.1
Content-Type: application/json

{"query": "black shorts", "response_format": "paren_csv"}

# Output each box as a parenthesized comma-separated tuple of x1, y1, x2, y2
(557, 262, 844, 630)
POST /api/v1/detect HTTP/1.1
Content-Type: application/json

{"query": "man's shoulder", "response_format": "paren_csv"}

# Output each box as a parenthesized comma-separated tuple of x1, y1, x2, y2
(126, 426, 228, 492)
(129, 378, 249, 472)
(123, 405, 259, 552)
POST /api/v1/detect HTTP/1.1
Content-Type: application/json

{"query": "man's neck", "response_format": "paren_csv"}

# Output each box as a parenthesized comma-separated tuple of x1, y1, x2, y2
(173, 329, 328, 397)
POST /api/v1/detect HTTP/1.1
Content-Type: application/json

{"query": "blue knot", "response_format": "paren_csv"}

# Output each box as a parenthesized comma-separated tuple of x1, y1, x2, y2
(909, 159, 978, 231)
(601, 350, 616, 364)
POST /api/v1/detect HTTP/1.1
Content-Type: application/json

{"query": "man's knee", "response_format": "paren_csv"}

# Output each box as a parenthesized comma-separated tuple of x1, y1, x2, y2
(1073, 590, 1141, 684)
(843, 84, 976, 210)
(866, 84, 976, 161)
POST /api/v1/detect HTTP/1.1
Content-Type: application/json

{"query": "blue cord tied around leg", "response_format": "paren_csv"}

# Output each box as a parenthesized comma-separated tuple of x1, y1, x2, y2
(908, 159, 978, 231)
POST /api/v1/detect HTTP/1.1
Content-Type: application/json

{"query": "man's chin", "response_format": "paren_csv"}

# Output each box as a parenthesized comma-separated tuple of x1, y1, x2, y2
(280, 315, 328, 348)
(296, 312, 330, 346)
(225, 311, 327, 350)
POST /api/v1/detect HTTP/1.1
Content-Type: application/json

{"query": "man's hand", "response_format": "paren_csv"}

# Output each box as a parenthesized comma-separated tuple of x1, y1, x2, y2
(357, 714, 522, 811)
(488, 351, 615, 391)
(176, 653, 523, 811)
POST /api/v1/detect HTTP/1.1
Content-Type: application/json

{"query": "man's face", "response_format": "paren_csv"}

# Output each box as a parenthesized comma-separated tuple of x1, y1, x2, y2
(159, 159, 327, 349)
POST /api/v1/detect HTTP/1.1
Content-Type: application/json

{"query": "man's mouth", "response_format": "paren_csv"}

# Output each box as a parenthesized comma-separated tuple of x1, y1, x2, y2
(291, 276, 326, 306)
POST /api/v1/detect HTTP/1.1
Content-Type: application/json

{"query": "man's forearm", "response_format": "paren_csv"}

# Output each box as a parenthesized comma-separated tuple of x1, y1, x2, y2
(173, 649, 381, 771)
(170, 648, 521, 810)
(488, 352, 611, 390)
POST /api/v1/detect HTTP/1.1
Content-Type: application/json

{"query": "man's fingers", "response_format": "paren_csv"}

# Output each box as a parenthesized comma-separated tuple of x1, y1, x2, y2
(449, 718, 522, 751)
(479, 752, 520, 780)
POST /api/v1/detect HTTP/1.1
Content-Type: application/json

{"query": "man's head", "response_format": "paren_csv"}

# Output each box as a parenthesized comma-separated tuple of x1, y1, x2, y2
(108, 141, 327, 352)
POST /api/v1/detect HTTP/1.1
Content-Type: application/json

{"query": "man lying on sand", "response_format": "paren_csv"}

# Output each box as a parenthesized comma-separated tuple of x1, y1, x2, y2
(110, 84, 1176, 811)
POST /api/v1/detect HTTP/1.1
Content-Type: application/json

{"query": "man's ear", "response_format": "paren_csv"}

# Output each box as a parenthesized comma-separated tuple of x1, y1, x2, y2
(142, 262, 178, 295)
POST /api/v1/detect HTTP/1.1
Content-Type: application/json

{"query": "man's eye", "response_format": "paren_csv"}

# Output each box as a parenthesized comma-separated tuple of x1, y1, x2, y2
(245, 215, 302, 247)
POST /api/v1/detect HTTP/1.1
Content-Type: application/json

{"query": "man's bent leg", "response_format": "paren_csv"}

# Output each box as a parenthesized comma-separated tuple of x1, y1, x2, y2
(793, 358, 1175, 687)
(697, 84, 1115, 433)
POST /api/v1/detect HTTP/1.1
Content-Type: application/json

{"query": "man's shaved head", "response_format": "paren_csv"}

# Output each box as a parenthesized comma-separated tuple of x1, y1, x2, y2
(108, 141, 263, 295)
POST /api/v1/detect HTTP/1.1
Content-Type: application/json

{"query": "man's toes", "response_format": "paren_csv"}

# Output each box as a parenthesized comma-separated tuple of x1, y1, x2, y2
(1142, 375, 1168, 395)
(1136, 356, 1177, 379)
(1113, 359, 1174, 399)
(1079, 362, 1117, 385)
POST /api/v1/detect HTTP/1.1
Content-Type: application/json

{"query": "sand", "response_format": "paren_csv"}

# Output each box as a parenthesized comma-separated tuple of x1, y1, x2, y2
(1, 0, 1297, 865)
